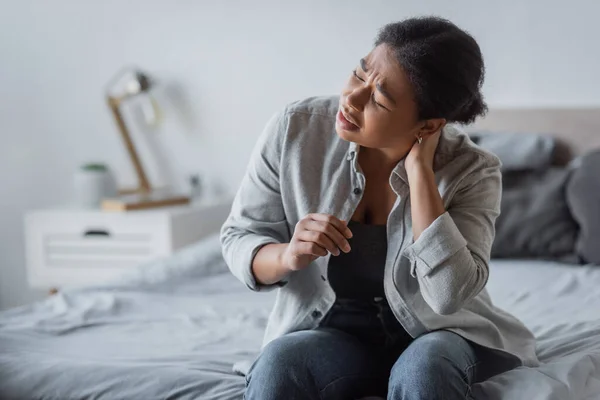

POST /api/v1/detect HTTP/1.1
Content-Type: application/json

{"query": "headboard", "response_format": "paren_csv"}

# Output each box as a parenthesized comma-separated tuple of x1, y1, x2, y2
(469, 108, 600, 161)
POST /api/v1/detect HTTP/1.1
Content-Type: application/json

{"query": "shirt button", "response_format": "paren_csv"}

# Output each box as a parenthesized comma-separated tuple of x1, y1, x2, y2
(311, 310, 322, 319)
(353, 187, 362, 195)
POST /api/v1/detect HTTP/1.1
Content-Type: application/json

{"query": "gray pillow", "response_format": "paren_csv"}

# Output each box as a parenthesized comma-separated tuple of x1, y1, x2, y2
(491, 167, 579, 260)
(566, 151, 600, 264)
(471, 132, 555, 171)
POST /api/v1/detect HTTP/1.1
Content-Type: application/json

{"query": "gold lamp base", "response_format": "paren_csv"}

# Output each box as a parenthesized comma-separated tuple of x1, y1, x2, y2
(105, 69, 189, 212)
(101, 190, 190, 212)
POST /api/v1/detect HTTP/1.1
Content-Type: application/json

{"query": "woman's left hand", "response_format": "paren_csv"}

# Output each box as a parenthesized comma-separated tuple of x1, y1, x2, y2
(406, 130, 442, 174)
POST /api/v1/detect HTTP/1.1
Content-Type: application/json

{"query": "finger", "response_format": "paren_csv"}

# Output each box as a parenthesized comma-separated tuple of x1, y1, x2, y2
(425, 129, 442, 142)
(307, 213, 353, 239)
(296, 241, 328, 257)
(305, 220, 351, 253)
(296, 230, 340, 256)
(424, 130, 441, 142)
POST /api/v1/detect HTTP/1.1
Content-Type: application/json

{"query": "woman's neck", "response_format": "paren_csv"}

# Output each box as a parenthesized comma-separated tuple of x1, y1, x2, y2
(359, 146, 410, 175)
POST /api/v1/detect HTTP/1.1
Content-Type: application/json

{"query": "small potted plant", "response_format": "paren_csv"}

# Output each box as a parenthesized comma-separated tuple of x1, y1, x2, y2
(73, 163, 118, 208)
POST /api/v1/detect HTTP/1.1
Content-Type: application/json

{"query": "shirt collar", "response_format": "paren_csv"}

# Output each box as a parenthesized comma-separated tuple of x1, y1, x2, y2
(347, 141, 409, 186)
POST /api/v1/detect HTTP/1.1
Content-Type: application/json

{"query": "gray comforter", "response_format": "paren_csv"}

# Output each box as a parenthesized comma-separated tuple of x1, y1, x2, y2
(1, 235, 599, 399)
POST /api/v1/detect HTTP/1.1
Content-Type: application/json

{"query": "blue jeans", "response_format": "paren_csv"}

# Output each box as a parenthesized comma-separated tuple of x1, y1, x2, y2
(245, 299, 519, 400)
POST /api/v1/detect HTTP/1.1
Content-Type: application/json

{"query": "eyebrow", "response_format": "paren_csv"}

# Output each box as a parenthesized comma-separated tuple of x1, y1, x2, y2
(360, 58, 369, 72)
(359, 58, 397, 106)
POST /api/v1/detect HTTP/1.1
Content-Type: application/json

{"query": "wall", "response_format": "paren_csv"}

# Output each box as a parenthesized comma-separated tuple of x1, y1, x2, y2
(1, 0, 598, 309)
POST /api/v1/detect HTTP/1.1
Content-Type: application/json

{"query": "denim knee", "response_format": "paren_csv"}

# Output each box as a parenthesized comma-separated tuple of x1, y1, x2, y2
(247, 333, 301, 380)
(245, 331, 315, 400)
(388, 331, 475, 399)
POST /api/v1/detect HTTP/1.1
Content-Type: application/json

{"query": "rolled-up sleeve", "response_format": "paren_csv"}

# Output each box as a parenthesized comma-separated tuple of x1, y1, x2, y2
(402, 156, 502, 315)
(220, 110, 291, 292)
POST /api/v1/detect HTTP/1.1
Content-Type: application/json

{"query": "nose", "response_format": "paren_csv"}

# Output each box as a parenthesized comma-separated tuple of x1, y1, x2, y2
(346, 85, 370, 112)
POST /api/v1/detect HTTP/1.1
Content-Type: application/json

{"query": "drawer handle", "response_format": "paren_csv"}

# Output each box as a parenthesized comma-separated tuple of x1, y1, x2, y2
(83, 229, 111, 237)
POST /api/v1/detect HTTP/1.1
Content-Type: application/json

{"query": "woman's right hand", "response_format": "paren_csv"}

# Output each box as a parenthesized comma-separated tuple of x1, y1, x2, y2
(282, 214, 353, 271)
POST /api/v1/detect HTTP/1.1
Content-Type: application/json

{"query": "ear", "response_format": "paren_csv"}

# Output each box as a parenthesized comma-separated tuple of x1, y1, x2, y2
(418, 118, 446, 139)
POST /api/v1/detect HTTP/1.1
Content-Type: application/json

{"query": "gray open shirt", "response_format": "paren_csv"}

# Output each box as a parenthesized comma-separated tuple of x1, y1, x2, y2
(221, 96, 538, 369)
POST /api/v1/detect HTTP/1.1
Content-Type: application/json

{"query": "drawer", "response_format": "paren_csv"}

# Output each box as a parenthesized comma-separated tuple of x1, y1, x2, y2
(24, 201, 232, 289)
(44, 232, 155, 268)
(25, 211, 172, 288)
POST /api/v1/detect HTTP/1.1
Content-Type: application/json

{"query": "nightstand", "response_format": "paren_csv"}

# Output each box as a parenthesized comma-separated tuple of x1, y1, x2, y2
(24, 200, 231, 290)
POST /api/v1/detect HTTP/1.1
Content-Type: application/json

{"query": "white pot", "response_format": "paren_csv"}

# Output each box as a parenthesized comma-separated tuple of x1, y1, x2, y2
(73, 167, 118, 209)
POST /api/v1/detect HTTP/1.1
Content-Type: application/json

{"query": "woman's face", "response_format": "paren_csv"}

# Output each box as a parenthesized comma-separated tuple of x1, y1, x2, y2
(336, 44, 423, 151)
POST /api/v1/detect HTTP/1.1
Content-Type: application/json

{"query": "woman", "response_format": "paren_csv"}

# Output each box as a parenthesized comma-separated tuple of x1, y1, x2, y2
(221, 17, 538, 400)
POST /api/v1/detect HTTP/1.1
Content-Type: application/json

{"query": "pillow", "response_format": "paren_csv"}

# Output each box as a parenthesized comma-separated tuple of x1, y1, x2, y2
(84, 233, 228, 292)
(566, 150, 600, 264)
(470, 132, 555, 171)
(491, 167, 579, 261)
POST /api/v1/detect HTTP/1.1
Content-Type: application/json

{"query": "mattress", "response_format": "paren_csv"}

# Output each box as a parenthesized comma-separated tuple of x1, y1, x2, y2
(0, 238, 599, 399)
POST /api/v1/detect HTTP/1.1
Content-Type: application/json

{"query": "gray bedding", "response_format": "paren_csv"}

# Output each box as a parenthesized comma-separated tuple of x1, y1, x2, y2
(492, 167, 578, 260)
(567, 149, 600, 264)
(472, 131, 580, 261)
(1, 236, 600, 399)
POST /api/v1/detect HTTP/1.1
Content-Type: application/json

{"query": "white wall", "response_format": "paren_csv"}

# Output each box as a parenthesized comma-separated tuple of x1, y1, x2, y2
(1, 0, 599, 309)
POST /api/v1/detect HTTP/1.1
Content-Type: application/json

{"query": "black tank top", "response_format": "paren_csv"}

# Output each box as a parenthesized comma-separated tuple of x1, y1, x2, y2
(328, 220, 387, 300)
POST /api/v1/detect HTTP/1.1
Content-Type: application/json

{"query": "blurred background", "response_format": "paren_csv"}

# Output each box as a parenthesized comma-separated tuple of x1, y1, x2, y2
(0, 0, 598, 310)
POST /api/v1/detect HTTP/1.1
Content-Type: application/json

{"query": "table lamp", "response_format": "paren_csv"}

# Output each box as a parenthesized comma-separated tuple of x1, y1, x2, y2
(101, 68, 190, 211)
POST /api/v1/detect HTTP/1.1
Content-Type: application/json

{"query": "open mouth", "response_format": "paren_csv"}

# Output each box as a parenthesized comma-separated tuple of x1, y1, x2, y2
(336, 108, 360, 132)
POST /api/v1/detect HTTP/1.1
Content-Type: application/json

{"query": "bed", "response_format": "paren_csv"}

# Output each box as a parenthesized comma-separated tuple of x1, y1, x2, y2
(1, 108, 600, 400)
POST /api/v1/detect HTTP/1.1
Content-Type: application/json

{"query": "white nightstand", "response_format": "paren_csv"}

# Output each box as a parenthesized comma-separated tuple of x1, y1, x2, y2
(24, 200, 232, 290)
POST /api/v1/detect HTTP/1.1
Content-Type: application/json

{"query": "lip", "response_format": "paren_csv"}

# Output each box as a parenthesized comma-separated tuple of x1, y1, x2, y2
(336, 108, 360, 132)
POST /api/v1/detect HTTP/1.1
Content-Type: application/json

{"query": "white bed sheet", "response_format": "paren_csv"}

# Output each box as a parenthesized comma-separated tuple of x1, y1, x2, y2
(0, 236, 599, 399)
(473, 260, 600, 399)
(0, 273, 268, 400)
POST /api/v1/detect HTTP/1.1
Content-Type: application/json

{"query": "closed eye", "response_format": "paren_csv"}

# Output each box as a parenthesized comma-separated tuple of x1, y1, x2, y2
(353, 69, 389, 111)
(371, 94, 386, 109)
(352, 69, 365, 82)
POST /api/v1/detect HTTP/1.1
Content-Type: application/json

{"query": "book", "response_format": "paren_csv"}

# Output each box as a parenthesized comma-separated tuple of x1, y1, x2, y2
(101, 191, 190, 211)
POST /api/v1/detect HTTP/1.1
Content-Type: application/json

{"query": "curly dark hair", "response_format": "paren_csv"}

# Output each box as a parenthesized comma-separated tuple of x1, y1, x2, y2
(375, 17, 487, 125)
